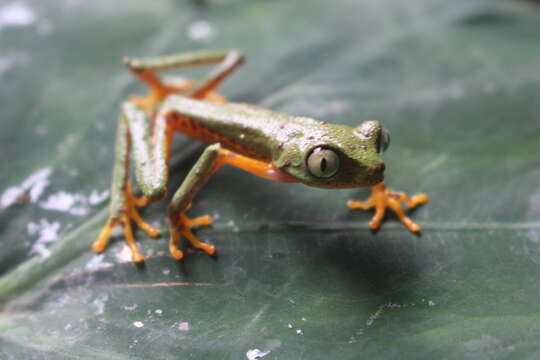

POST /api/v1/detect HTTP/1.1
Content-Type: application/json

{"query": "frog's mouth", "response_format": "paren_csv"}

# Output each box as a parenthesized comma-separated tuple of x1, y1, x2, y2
(365, 162, 385, 185)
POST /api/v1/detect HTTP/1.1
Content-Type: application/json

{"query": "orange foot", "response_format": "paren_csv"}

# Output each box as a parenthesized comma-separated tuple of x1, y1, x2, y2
(347, 183, 429, 232)
(169, 212, 214, 260)
(93, 182, 160, 263)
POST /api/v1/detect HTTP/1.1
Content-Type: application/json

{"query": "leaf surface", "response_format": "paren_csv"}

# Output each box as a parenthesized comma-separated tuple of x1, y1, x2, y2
(1, 0, 540, 359)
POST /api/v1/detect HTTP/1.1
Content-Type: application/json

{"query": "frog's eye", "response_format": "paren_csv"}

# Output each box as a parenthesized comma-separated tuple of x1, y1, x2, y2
(307, 147, 340, 178)
(377, 127, 391, 153)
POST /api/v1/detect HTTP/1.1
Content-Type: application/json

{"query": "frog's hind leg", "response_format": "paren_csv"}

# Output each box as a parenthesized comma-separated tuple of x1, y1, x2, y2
(123, 50, 244, 110)
(94, 182, 159, 263)
(347, 183, 429, 232)
(93, 102, 182, 262)
(95, 51, 245, 263)
(93, 113, 161, 262)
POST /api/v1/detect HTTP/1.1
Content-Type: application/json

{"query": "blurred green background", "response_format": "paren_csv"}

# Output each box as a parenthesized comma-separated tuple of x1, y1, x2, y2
(1, 0, 540, 358)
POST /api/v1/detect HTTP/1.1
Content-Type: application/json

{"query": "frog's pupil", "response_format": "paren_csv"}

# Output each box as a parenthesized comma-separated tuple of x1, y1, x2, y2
(321, 157, 327, 172)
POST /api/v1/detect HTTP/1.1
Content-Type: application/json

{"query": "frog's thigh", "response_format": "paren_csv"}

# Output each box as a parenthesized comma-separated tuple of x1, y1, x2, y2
(124, 50, 244, 102)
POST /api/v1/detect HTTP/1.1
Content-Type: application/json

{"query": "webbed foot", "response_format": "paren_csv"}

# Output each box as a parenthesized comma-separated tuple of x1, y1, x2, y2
(347, 183, 429, 232)
(168, 211, 214, 260)
(93, 182, 160, 263)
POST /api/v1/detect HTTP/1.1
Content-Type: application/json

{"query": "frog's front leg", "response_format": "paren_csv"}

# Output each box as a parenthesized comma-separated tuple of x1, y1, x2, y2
(347, 183, 429, 232)
(165, 144, 220, 260)
(167, 144, 296, 260)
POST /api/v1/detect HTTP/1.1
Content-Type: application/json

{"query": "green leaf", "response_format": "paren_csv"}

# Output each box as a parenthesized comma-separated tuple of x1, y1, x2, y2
(1, 0, 540, 358)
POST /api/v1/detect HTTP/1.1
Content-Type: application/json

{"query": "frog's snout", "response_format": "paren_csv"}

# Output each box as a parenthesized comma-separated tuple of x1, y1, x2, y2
(367, 162, 385, 176)
(366, 162, 385, 184)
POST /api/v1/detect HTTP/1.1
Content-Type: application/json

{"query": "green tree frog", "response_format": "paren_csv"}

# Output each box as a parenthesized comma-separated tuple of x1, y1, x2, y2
(93, 50, 429, 263)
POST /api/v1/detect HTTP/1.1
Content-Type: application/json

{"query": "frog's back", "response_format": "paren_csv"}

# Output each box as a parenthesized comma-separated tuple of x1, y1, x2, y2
(164, 95, 314, 161)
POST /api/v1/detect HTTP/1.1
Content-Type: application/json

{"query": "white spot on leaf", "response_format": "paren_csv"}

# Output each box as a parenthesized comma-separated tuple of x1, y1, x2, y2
(246, 349, 270, 360)
(85, 254, 112, 271)
(187, 20, 214, 41)
(88, 189, 110, 205)
(115, 244, 133, 263)
(0, 1, 36, 29)
(39, 191, 89, 216)
(92, 294, 108, 315)
(27, 219, 60, 259)
(1, 167, 52, 208)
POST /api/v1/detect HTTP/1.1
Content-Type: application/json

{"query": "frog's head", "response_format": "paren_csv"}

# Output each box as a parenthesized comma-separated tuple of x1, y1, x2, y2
(273, 120, 389, 188)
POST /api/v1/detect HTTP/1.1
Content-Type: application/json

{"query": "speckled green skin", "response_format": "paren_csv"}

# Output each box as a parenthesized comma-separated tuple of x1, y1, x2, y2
(162, 95, 385, 188)
(106, 49, 385, 233)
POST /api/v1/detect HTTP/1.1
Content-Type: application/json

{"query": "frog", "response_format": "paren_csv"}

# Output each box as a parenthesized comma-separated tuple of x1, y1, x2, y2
(93, 50, 429, 263)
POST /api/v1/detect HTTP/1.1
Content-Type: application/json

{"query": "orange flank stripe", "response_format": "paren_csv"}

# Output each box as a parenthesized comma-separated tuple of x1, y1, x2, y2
(169, 113, 297, 183)
(214, 148, 298, 183)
